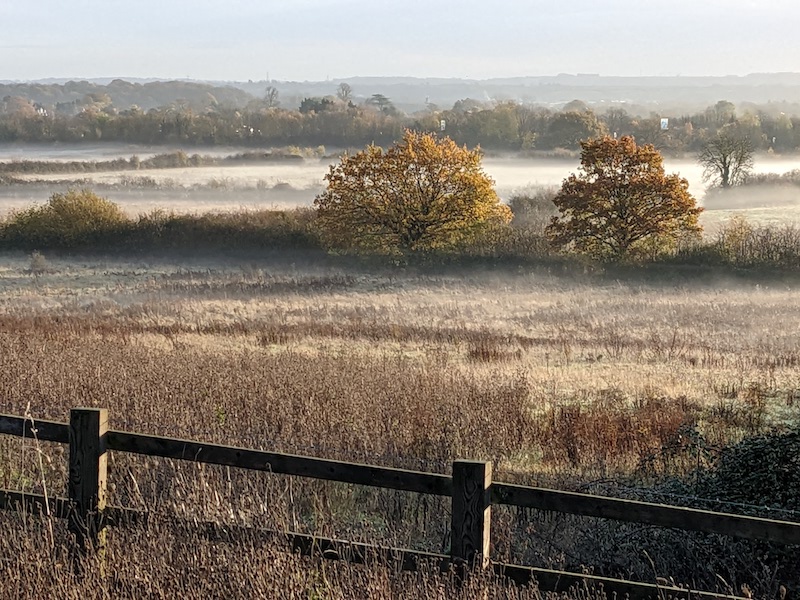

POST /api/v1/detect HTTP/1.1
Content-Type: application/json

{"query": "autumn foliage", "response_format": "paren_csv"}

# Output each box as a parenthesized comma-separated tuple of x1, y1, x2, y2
(2, 188, 129, 249)
(314, 130, 511, 255)
(547, 136, 702, 259)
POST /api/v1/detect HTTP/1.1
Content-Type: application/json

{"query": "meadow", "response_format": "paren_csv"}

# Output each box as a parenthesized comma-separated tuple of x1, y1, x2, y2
(2, 144, 800, 227)
(1, 250, 799, 597)
(1, 142, 799, 597)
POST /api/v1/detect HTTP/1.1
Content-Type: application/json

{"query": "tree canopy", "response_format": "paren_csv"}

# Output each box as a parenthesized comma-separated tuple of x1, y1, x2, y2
(698, 127, 754, 189)
(5, 81, 800, 157)
(547, 136, 702, 259)
(539, 110, 607, 150)
(314, 130, 511, 255)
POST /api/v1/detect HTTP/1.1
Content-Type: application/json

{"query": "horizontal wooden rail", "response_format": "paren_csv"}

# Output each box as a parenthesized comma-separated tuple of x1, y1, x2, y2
(105, 430, 452, 496)
(0, 414, 70, 444)
(104, 506, 449, 572)
(493, 483, 800, 545)
(496, 563, 743, 600)
(0, 410, 790, 598)
(0, 495, 747, 600)
(103, 507, 742, 600)
(0, 489, 71, 520)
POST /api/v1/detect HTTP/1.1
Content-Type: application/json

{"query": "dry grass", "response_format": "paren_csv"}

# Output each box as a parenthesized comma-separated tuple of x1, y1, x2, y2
(1, 514, 559, 600)
(1, 252, 798, 596)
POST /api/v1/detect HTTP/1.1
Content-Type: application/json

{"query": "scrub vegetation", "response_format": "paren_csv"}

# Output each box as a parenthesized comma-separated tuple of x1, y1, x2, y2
(1, 251, 799, 597)
(1, 122, 799, 597)
(1, 185, 798, 272)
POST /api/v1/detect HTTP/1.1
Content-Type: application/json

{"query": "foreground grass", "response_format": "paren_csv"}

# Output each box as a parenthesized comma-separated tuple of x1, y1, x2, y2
(1, 254, 798, 596)
(3, 515, 555, 600)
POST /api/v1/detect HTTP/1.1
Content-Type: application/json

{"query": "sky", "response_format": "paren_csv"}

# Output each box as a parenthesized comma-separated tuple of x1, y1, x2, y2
(2, 0, 798, 82)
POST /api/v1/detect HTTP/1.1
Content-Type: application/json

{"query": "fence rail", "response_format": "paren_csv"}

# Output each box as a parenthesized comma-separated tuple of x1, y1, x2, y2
(0, 489, 70, 519)
(105, 429, 452, 496)
(0, 414, 69, 444)
(492, 483, 800, 545)
(2, 408, 797, 599)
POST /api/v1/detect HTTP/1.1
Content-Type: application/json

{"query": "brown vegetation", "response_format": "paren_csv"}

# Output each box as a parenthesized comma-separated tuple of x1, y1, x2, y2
(547, 136, 702, 260)
(1, 255, 798, 596)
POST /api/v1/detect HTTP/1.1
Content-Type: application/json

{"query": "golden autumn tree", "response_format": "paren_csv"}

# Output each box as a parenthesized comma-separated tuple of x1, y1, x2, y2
(546, 136, 702, 260)
(314, 130, 511, 255)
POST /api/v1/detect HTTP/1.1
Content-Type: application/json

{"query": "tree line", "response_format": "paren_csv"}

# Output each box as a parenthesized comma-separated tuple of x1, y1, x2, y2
(4, 131, 799, 269)
(3, 91, 800, 154)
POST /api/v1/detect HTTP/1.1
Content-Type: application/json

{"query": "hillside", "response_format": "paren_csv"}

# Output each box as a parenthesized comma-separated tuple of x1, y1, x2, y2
(5, 74, 800, 115)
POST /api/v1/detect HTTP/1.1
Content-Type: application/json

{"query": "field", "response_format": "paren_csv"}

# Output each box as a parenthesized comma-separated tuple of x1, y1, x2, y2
(3, 144, 800, 230)
(2, 143, 800, 597)
(1, 250, 799, 597)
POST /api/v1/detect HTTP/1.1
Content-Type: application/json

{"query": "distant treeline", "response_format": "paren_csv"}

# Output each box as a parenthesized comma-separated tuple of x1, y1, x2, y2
(4, 88, 800, 153)
(0, 79, 253, 113)
(0, 148, 316, 175)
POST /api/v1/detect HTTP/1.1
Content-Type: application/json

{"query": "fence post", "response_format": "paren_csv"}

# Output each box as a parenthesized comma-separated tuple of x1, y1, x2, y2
(68, 408, 108, 566)
(451, 460, 492, 569)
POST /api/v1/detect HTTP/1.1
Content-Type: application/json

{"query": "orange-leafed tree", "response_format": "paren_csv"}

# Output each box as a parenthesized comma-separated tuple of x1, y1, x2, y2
(546, 136, 702, 260)
(314, 130, 511, 255)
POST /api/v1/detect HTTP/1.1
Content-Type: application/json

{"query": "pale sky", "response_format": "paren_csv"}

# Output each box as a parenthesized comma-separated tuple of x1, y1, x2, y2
(1, 0, 797, 82)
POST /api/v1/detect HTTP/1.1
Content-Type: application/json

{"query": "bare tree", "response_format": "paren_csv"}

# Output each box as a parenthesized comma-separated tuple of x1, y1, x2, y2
(602, 107, 632, 138)
(336, 82, 352, 103)
(264, 86, 280, 109)
(698, 128, 754, 189)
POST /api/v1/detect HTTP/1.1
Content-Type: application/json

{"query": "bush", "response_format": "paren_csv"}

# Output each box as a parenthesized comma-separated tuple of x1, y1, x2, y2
(743, 169, 800, 187)
(124, 207, 320, 253)
(696, 429, 800, 511)
(507, 187, 558, 233)
(712, 216, 800, 268)
(1, 189, 130, 250)
(0, 193, 324, 254)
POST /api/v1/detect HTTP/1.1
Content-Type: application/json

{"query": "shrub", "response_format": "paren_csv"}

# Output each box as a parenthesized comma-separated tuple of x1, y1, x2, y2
(695, 429, 800, 511)
(125, 207, 320, 252)
(507, 186, 558, 233)
(27, 251, 51, 275)
(1, 188, 130, 249)
(713, 216, 800, 268)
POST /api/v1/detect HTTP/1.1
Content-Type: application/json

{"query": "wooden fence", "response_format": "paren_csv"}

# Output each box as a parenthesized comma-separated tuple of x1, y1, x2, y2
(2, 407, 799, 599)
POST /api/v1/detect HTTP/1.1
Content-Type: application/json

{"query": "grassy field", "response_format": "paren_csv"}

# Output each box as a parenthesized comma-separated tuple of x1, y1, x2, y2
(1, 251, 799, 597)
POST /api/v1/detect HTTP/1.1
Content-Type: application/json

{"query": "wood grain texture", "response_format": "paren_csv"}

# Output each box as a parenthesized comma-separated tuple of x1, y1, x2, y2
(106, 430, 452, 496)
(450, 460, 492, 567)
(68, 408, 108, 556)
(493, 483, 800, 545)
(0, 414, 69, 443)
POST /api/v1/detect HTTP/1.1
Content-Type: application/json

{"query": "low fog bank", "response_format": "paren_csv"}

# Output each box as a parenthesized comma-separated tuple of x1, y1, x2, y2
(699, 185, 800, 231)
(704, 186, 800, 211)
(2, 146, 800, 226)
(0, 185, 319, 218)
(0, 143, 292, 163)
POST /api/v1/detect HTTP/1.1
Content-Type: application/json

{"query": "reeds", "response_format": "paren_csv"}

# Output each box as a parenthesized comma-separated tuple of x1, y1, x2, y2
(0, 256, 797, 596)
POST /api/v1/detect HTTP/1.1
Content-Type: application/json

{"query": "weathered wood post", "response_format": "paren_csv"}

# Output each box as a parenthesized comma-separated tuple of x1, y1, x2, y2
(450, 460, 492, 570)
(68, 408, 108, 568)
